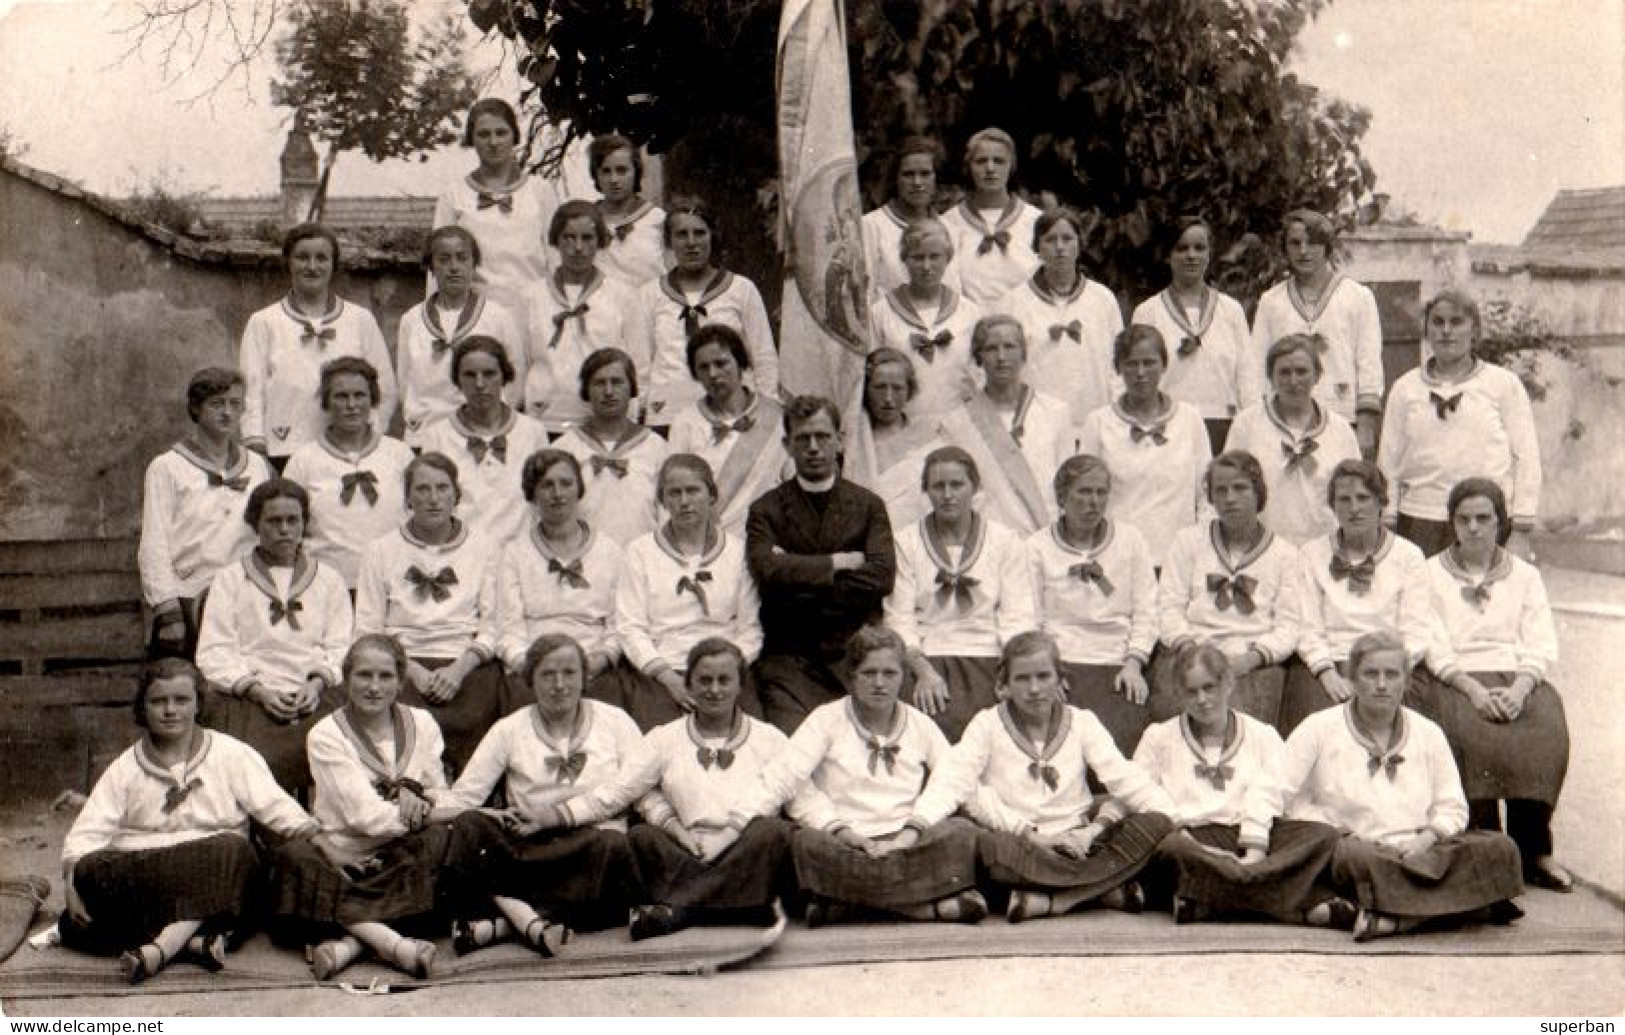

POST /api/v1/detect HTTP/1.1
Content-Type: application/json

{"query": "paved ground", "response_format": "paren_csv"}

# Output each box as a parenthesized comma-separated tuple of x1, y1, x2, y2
(3, 564, 1621, 1016)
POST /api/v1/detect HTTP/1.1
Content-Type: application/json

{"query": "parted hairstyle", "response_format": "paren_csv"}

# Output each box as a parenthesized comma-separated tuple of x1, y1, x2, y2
(282, 222, 341, 267)
(577, 347, 640, 401)
(1266, 333, 1326, 380)
(888, 135, 943, 192)
(920, 445, 980, 491)
(243, 477, 311, 529)
(1205, 450, 1269, 512)
(1113, 323, 1169, 371)
(1053, 453, 1111, 501)
(658, 453, 719, 502)
(1325, 458, 1388, 510)
(549, 198, 611, 248)
(971, 314, 1026, 364)
(1447, 476, 1510, 538)
(319, 356, 382, 409)
(1347, 628, 1410, 677)
(1032, 206, 1088, 254)
(186, 367, 245, 422)
(1171, 640, 1235, 691)
(663, 195, 720, 255)
(684, 637, 747, 688)
(521, 633, 590, 689)
(783, 394, 842, 436)
(686, 323, 752, 378)
(1163, 214, 1217, 259)
(1423, 288, 1483, 343)
(864, 347, 919, 403)
(1282, 208, 1336, 251)
(133, 657, 204, 729)
(997, 629, 1062, 685)
(403, 451, 461, 505)
(449, 335, 517, 386)
(422, 224, 482, 269)
(520, 448, 586, 502)
(588, 133, 644, 194)
(344, 633, 410, 684)
(461, 97, 520, 146)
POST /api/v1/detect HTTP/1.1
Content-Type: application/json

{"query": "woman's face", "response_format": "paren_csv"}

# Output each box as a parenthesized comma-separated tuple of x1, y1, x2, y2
(668, 213, 714, 273)
(660, 466, 714, 534)
(555, 215, 601, 277)
(471, 112, 517, 170)
(1169, 225, 1211, 285)
(1270, 348, 1320, 403)
(456, 350, 506, 409)
(530, 460, 581, 526)
(1451, 495, 1500, 554)
(143, 675, 198, 744)
(864, 361, 912, 428)
(530, 645, 585, 720)
(925, 460, 976, 523)
(1002, 649, 1061, 724)
(894, 153, 936, 211)
(849, 647, 905, 714)
(1351, 647, 1408, 722)
(407, 464, 458, 527)
(1284, 223, 1329, 280)
(196, 386, 246, 441)
(1059, 467, 1111, 529)
(968, 141, 1012, 194)
(975, 325, 1025, 390)
(1330, 475, 1381, 540)
(586, 362, 631, 420)
(688, 652, 742, 725)
(325, 373, 375, 436)
(1209, 464, 1260, 529)
(902, 230, 951, 291)
(429, 235, 476, 299)
(1119, 339, 1166, 400)
(1037, 219, 1081, 275)
(693, 342, 744, 404)
(1426, 299, 1477, 368)
(255, 496, 305, 564)
(287, 237, 335, 296)
(347, 646, 402, 718)
(595, 147, 638, 205)
(1179, 660, 1233, 732)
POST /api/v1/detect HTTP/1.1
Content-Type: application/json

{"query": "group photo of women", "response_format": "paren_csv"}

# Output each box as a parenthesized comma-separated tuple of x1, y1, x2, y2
(98, 100, 1569, 985)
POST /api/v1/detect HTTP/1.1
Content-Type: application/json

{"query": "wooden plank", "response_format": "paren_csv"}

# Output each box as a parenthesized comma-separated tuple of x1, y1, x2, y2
(0, 539, 137, 575)
(0, 613, 145, 659)
(0, 671, 139, 707)
(0, 572, 141, 610)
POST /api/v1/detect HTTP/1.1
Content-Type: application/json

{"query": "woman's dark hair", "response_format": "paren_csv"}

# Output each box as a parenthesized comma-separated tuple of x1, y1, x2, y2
(404, 451, 461, 505)
(522, 633, 589, 690)
(344, 633, 409, 684)
(588, 133, 643, 194)
(133, 657, 203, 729)
(1206, 450, 1269, 513)
(1163, 214, 1217, 259)
(319, 356, 382, 410)
(1113, 324, 1168, 372)
(244, 477, 311, 529)
(684, 637, 747, 688)
(578, 347, 639, 401)
(1282, 208, 1336, 251)
(1447, 477, 1510, 540)
(686, 323, 752, 378)
(422, 225, 482, 270)
(920, 445, 980, 492)
(281, 222, 341, 268)
(549, 199, 610, 248)
(658, 453, 719, 503)
(186, 367, 245, 422)
(450, 335, 517, 386)
(461, 98, 520, 147)
(864, 347, 918, 406)
(663, 195, 721, 256)
(521, 448, 585, 502)
(845, 624, 906, 674)
(1032, 206, 1088, 254)
(1325, 458, 1389, 510)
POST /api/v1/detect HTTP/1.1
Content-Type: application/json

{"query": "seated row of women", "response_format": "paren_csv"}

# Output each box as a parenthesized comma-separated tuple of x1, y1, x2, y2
(62, 626, 1529, 986)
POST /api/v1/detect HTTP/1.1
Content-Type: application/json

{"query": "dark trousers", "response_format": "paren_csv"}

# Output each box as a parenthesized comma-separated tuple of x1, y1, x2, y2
(1470, 799, 1555, 865)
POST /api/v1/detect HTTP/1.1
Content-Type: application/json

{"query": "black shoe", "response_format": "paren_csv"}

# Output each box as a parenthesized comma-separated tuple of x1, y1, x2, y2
(629, 904, 685, 942)
(1485, 899, 1526, 925)
(1525, 858, 1575, 893)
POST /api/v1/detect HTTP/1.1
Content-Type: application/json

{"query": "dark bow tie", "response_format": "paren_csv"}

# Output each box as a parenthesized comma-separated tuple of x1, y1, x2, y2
(678, 303, 709, 339)
(590, 454, 629, 478)
(373, 776, 427, 802)
(1049, 320, 1082, 343)
(1460, 582, 1491, 607)
(340, 470, 379, 506)
(1281, 438, 1319, 474)
(865, 738, 900, 776)
(1207, 573, 1258, 616)
(697, 746, 735, 770)
(676, 571, 714, 615)
(268, 597, 304, 629)
(466, 434, 508, 464)
(548, 557, 589, 589)
(162, 778, 203, 815)
(1430, 391, 1463, 420)
(1307, 333, 1330, 354)
(1178, 334, 1202, 357)
(1367, 753, 1405, 780)
(710, 413, 755, 444)
(430, 336, 455, 358)
(207, 471, 250, 491)
(1329, 554, 1376, 596)
(1028, 761, 1060, 791)
(475, 191, 514, 213)
(1068, 560, 1115, 595)
(299, 322, 336, 348)
(909, 330, 953, 362)
(977, 230, 1011, 255)
(934, 570, 980, 612)
(545, 303, 590, 351)
(1130, 423, 1168, 446)
(613, 222, 635, 242)
(547, 751, 588, 784)
(405, 565, 458, 602)
(1193, 763, 1234, 791)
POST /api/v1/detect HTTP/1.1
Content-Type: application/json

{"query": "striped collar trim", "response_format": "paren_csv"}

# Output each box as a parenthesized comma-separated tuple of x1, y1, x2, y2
(529, 520, 595, 565)
(1264, 395, 1328, 441)
(279, 295, 343, 329)
(1028, 270, 1089, 306)
(954, 196, 1025, 236)
(997, 701, 1071, 766)
(659, 268, 733, 310)
(1159, 286, 1218, 339)
(448, 405, 518, 439)
(317, 430, 381, 464)
(547, 267, 606, 308)
(135, 729, 211, 783)
(885, 285, 959, 331)
(529, 701, 593, 755)
(1179, 710, 1243, 767)
(242, 548, 318, 603)
(1343, 702, 1409, 761)
(400, 517, 468, 552)
(463, 170, 526, 197)
(570, 423, 652, 458)
(336, 705, 415, 784)
(1209, 520, 1275, 574)
(422, 291, 485, 345)
(602, 199, 655, 233)
(1051, 518, 1114, 558)
(1440, 545, 1512, 588)
(1333, 528, 1393, 567)
(1420, 357, 1484, 388)
(921, 511, 985, 577)
(171, 439, 250, 480)
(655, 523, 726, 567)
(844, 697, 906, 745)
(686, 710, 750, 754)
(1285, 273, 1345, 325)
(1110, 394, 1174, 430)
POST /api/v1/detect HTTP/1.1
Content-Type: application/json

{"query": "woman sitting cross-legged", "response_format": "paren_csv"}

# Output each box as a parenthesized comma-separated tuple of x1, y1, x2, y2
(907, 630, 1176, 923)
(739, 625, 987, 926)
(1138, 642, 1352, 929)
(61, 658, 320, 984)
(1243, 630, 1525, 941)
(524, 638, 793, 940)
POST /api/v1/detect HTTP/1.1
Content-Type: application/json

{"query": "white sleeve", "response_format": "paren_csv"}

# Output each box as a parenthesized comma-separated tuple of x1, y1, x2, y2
(883, 537, 922, 652)
(195, 569, 253, 695)
(613, 546, 662, 673)
(1352, 285, 1385, 414)
(738, 279, 780, 401)
(137, 460, 182, 608)
(239, 313, 270, 449)
(353, 541, 390, 639)
(308, 726, 407, 837)
(993, 535, 1037, 647)
(1156, 534, 1197, 650)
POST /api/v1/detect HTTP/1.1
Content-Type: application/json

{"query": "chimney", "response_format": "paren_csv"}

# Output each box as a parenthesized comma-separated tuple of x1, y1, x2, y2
(280, 114, 319, 229)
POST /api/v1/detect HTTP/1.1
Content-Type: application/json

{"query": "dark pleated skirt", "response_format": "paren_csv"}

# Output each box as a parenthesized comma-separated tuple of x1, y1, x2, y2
(202, 683, 345, 794)
(978, 813, 1172, 899)
(146, 595, 202, 662)
(923, 655, 1000, 743)
(457, 812, 641, 931)
(792, 817, 980, 910)
(1153, 820, 1342, 921)
(1395, 514, 1454, 558)
(269, 824, 461, 927)
(1149, 651, 1286, 730)
(1408, 671, 1569, 805)
(397, 656, 508, 778)
(629, 817, 792, 911)
(61, 834, 259, 954)
(1060, 662, 1152, 755)
(611, 659, 765, 734)
(1329, 831, 1525, 918)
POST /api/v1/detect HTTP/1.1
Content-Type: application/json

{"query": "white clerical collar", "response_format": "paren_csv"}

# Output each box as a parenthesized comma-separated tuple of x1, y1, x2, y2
(796, 474, 837, 494)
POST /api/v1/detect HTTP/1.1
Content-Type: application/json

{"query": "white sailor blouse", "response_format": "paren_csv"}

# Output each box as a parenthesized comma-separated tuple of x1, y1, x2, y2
(137, 442, 273, 606)
(552, 424, 669, 547)
(282, 432, 415, 586)
(629, 270, 779, 423)
(885, 513, 1037, 659)
(1027, 519, 1159, 666)
(307, 704, 448, 853)
(1423, 547, 1557, 683)
(613, 525, 763, 675)
(523, 269, 635, 432)
(494, 521, 623, 671)
(869, 286, 983, 422)
(395, 292, 527, 445)
(1297, 530, 1432, 673)
(1132, 287, 1258, 421)
(1075, 397, 1212, 567)
(1222, 398, 1361, 546)
(1131, 711, 1285, 829)
(417, 406, 551, 546)
(1157, 522, 1304, 666)
(1249, 275, 1384, 423)
(196, 550, 352, 696)
(939, 197, 1042, 307)
(354, 520, 499, 662)
(998, 273, 1123, 429)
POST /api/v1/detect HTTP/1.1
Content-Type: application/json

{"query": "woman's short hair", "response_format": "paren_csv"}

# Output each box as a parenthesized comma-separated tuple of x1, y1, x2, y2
(422, 224, 482, 269)
(548, 198, 610, 247)
(319, 356, 382, 410)
(403, 451, 461, 505)
(1172, 640, 1236, 691)
(1347, 629, 1410, 677)
(577, 347, 639, 401)
(520, 448, 585, 502)
(521, 633, 589, 689)
(1447, 476, 1510, 538)
(132, 657, 203, 728)
(1325, 458, 1389, 509)
(243, 477, 311, 529)
(963, 127, 1017, 177)
(186, 367, 245, 422)
(1053, 453, 1111, 501)
(920, 445, 980, 492)
(461, 97, 520, 146)
(783, 394, 843, 436)
(898, 217, 953, 261)
(1032, 206, 1088, 253)
(1282, 208, 1336, 250)
(1113, 323, 1168, 372)
(997, 629, 1061, 685)
(1206, 450, 1269, 512)
(1163, 214, 1216, 258)
(343, 633, 409, 684)
(449, 335, 517, 386)
(845, 624, 906, 672)
(1423, 288, 1483, 343)
(663, 195, 720, 254)
(281, 222, 341, 267)
(588, 132, 643, 194)
(864, 347, 918, 403)
(684, 637, 747, 687)
(686, 323, 752, 377)
(1266, 333, 1326, 380)
(971, 314, 1027, 365)
(658, 453, 718, 502)
(889, 135, 942, 185)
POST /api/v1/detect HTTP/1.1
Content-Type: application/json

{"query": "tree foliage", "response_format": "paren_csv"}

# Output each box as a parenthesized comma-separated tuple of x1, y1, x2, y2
(272, 0, 479, 221)
(467, 0, 1376, 304)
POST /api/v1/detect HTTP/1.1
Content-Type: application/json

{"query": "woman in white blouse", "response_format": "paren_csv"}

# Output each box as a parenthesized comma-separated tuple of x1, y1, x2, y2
(1245, 630, 1525, 941)
(613, 454, 763, 731)
(962, 315, 1073, 528)
(1418, 479, 1571, 892)
(553, 348, 669, 547)
(862, 135, 959, 304)
(849, 347, 948, 533)
(885, 446, 1037, 741)
(939, 127, 1041, 307)
(869, 218, 983, 424)
(61, 659, 317, 983)
(589, 133, 666, 289)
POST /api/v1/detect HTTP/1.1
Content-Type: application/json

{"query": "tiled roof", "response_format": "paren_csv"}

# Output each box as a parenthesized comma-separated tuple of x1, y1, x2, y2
(193, 195, 436, 232)
(1522, 187, 1625, 253)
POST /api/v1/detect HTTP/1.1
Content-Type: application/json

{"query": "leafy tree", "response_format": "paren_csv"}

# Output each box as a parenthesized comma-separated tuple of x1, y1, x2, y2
(272, 0, 479, 222)
(468, 0, 1376, 306)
